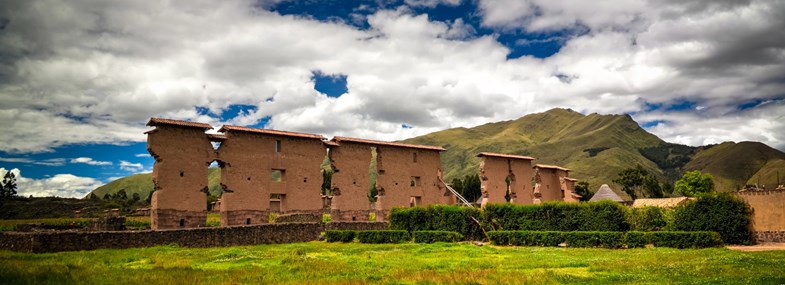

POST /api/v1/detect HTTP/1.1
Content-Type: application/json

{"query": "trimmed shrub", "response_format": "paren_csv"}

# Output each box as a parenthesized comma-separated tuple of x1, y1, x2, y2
(488, 231, 563, 246)
(563, 231, 625, 248)
(325, 230, 356, 242)
(626, 207, 668, 231)
(647, 231, 723, 249)
(413, 231, 463, 243)
(357, 230, 411, 244)
(485, 200, 630, 232)
(490, 231, 722, 248)
(389, 205, 484, 240)
(624, 231, 647, 248)
(670, 193, 753, 245)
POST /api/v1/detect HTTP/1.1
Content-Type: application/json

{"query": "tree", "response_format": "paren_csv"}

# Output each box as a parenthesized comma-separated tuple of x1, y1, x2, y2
(675, 170, 714, 197)
(103, 193, 111, 200)
(574, 181, 592, 201)
(1, 170, 17, 200)
(612, 165, 663, 200)
(114, 189, 128, 200)
(88, 193, 99, 200)
(131, 192, 141, 202)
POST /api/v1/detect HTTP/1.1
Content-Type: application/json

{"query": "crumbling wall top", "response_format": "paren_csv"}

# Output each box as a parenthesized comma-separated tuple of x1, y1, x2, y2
(331, 136, 445, 151)
(534, 164, 571, 172)
(218, 125, 326, 140)
(477, 152, 535, 160)
(146, 118, 213, 130)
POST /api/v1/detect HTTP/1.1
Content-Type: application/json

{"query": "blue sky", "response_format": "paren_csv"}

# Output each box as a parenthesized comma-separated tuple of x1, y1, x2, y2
(0, 0, 784, 197)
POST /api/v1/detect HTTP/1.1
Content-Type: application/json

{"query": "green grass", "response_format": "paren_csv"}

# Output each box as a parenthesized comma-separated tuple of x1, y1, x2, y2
(1, 213, 224, 231)
(1, 242, 783, 284)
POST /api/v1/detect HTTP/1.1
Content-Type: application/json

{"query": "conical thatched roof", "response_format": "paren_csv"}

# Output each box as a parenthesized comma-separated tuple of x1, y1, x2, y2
(589, 184, 632, 202)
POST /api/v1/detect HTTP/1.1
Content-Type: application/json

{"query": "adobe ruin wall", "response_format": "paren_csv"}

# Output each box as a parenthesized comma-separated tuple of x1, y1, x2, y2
(478, 153, 534, 206)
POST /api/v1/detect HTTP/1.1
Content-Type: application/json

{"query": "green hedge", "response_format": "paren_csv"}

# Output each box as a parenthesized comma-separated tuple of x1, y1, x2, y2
(626, 206, 669, 231)
(324, 230, 356, 242)
(389, 205, 484, 240)
(670, 194, 754, 245)
(487, 231, 563, 246)
(624, 231, 648, 248)
(413, 231, 463, 243)
(484, 201, 630, 232)
(357, 230, 411, 244)
(562, 231, 625, 248)
(647, 231, 723, 249)
(489, 231, 723, 248)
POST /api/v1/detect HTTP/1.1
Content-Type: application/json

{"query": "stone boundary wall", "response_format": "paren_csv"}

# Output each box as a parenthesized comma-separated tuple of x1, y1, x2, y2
(0, 222, 388, 253)
(754, 231, 785, 243)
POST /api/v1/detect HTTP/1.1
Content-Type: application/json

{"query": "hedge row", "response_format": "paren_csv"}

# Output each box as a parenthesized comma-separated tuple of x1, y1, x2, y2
(389, 205, 484, 240)
(326, 230, 465, 244)
(413, 231, 463, 243)
(357, 230, 411, 244)
(670, 194, 754, 245)
(324, 230, 356, 242)
(484, 200, 629, 232)
(489, 231, 723, 248)
(389, 194, 753, 245)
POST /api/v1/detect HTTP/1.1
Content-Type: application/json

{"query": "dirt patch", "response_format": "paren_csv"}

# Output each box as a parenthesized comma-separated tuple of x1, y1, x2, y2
(727, 243, 785, 251)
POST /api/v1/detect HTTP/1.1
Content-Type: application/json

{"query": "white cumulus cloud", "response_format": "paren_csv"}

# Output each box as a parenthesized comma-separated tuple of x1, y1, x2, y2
(70, 157, 112, 166)
(1, 168, 101, 198)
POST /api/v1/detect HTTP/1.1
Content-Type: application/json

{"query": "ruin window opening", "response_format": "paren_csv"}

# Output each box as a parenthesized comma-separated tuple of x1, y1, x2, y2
(179, 171, 184, 177)
(275, 140, 282, 152)
(368, 147, 379, 203)
(410, 176, 421, 188)
(413, 152, 417, 163)
(179, 219, 185, 227)
(504, 175, 513, 202)
(271, 169, 284, 182)
(246, 218, 251, 225)
(211, 141, 221, 150)
(269, 194, 283, 212)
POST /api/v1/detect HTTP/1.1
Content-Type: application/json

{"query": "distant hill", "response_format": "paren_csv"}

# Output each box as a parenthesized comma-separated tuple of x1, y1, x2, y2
(88, 108, 785, 199)
(403, 108, 785, 193)
(89, 168, 223, 199)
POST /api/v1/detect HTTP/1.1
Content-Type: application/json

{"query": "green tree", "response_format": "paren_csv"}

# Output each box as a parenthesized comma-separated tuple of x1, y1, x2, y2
(321, 169, 332, 195)
(88, 193, 99, 200)
(613, 165, 663, 200)
(1, 171, 18, 200)
(114, 189, 128, 200)
(131, 192, 141, 202)
(574, 181, 592, 201)
(675, 170, 714, 197)
(460, 174, 481, 203)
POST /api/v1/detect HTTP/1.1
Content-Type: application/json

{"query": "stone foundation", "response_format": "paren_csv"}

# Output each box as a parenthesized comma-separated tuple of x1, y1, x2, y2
(152, 209, 207, 230)
(754, 231, 785, 243)
(221, 210, 268, 226)
(275, 212, 323, 223)
(331, 210, 376, 222)
(0, 222, 390, 253)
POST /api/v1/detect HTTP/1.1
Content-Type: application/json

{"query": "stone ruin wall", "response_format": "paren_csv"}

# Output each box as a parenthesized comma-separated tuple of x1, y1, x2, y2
(478, 154, 534, 206)
(146, 119, 575, 230)
(535, 167, 561, 201)
(733, 190, 785, 232)
(147, 125, 216, 230)
(328, 142, 374, 221)
(375, 146, 453, 218)
(218, 129, 326, 226)
(147, 119, 452, 229)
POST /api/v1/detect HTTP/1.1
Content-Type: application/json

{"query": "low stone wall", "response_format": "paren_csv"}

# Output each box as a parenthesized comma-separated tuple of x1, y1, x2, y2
(0, 222, 389, 253)
(326, 222, 389, 231)
(754, 231, 785, 243)
(0, 222, 322, 253)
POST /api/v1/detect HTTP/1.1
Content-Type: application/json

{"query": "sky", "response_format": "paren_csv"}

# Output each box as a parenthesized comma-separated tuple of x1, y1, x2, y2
(0, 0, 784, 198)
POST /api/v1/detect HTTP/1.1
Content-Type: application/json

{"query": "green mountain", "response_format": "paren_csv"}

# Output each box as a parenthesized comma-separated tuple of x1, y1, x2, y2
(89, 108, 785, 199)
(685, 141, 785, 191)
(90, 168, 223, 199)
(403, 108, 665, 190)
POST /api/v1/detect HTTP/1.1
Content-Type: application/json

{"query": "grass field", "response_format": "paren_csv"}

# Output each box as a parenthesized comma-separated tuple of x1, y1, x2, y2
(1, 242, 784, 284)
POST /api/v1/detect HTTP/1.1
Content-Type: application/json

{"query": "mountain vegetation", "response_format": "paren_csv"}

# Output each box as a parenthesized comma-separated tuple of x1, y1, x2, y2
(88, 108, 785, 199)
